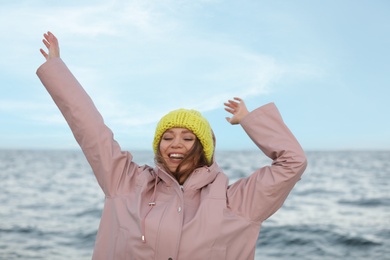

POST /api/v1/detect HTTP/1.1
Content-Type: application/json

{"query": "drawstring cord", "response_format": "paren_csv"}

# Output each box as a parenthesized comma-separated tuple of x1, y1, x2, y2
(141, 170, 159, 242)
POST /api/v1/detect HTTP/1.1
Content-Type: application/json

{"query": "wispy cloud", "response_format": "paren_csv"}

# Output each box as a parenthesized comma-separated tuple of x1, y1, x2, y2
(0, 0, 318, 131)
(0, 99, 66, 125)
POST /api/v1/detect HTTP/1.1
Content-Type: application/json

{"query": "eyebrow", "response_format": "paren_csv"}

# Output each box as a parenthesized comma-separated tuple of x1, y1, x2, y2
(164, 129, 194, 134)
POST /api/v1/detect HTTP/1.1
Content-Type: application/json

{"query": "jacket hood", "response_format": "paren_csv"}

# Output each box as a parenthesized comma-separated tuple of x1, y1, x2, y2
(154, 161, 221, 190)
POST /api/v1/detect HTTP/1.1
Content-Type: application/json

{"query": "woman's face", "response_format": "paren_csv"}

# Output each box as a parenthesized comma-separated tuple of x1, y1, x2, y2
(159, 128, 196, 173)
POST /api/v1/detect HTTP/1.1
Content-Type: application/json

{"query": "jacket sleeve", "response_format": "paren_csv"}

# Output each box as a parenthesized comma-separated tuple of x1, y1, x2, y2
(36, 58, 138, 197)
(226, 102, 307, 222)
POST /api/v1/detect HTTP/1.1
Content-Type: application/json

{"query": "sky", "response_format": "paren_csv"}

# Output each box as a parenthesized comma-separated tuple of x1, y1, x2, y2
(0, 0, 389, 151)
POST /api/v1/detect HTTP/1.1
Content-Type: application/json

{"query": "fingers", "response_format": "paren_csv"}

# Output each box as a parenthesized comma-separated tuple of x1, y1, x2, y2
(224, 107, 234, 115)
(42, 31, 54, 48)
(43, 31, 56, 43)
(40, 36, 50, 60)
(224, 97, 242, 113)
(224, 100, 237, 109)
(40, 33, 50, 60)
(223, 97, 248, 125)
(49, 31, 58, 45)
(46, 31, 59, 47)
(225, 97, 242, 107)
(224, 103, 236, 114)
(42, 39, 50, 49)
(43, 33, 51, 47)
(40, 49, 48, 60)
(225, 116, 238, 125)
(225, 116, 236, 125)
(40, 31, 60, 60)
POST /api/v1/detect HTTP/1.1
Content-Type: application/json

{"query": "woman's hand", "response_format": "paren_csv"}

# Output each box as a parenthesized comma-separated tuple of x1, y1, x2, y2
(40, 31, 60, 60)
(224, 97, 249, 125)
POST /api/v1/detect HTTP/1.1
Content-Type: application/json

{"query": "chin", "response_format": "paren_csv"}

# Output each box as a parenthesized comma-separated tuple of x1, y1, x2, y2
(168, 167, 178, 173)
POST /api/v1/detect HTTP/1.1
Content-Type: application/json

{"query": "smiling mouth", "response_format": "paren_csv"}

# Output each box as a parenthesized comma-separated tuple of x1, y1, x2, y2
(169, 153, 185, 159)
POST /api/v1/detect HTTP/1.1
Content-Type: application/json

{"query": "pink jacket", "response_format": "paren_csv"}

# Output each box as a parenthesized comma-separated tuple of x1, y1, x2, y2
(37, 58, 307, 260)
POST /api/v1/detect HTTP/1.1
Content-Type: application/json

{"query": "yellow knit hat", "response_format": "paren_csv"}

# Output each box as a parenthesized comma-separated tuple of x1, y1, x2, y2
(153, 109, 214, 164)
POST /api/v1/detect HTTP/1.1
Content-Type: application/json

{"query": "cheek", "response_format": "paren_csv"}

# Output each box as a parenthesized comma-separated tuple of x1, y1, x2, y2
(159, 141, 169, 153)
(185, 141, 196, 150)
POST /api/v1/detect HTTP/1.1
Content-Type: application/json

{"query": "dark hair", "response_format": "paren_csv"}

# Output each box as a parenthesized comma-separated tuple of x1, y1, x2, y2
(155, 137, 208, 184)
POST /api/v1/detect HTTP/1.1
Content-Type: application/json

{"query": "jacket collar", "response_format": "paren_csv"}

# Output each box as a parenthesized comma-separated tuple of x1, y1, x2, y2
(154, 162, 221, 190)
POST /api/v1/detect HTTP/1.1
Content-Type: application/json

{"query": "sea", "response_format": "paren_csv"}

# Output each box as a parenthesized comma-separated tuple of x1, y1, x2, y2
(0, 149, 389, 260)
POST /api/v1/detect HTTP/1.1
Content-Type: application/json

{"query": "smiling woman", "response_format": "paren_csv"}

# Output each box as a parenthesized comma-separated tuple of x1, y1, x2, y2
(158, 127, 205, 184)
(36, 31, 307, 260)
(160, 129, 196, 166)
(153, 108, 214, 184)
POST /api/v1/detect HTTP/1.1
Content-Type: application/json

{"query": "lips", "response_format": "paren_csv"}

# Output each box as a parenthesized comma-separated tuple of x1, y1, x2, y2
(169, 153, 185, 159)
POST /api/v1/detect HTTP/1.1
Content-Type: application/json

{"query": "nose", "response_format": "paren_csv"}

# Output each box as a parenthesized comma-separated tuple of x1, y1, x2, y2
(170, 137, 183, 148)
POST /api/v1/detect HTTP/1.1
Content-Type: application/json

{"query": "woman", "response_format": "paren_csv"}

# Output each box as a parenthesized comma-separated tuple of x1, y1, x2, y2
(37, 31, 307, 260)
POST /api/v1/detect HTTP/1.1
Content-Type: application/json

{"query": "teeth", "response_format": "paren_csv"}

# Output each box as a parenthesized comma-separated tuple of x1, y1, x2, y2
(169, 153, 184, 159)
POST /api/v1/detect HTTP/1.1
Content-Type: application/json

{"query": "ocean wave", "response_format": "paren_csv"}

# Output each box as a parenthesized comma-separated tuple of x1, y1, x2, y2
(257, 224, 383, 259)
(338, 198, 390, 207)
(73, 207, 102, 218)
